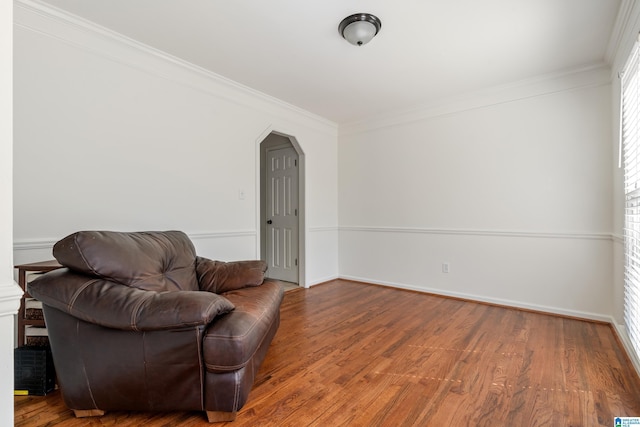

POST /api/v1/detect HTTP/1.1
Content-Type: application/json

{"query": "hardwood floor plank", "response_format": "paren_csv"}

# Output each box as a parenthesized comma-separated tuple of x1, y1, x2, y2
(14, 280, 640, 426)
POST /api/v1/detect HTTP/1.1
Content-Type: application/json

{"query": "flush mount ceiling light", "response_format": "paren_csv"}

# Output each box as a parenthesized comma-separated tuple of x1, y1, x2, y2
(338, 13, 382, 46)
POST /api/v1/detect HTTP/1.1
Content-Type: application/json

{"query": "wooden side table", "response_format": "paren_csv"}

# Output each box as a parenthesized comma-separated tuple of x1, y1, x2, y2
(15, 260, 62, 347)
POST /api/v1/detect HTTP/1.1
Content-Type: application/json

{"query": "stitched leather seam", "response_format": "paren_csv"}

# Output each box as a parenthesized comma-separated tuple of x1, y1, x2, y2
(130, 293, 152, 331)
(204, 307, 268, 340)
(204, 311, 276, 371)
(67, 279, 100, 312)
(196, 327, 205, 411)
(76, 320, 100, 411)
(130, 269, 190, 287)
(233, 371, 240, 411)
(74, 234, 101, 277)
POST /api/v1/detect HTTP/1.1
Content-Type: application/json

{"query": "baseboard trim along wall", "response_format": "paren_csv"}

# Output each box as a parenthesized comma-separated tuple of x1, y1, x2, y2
(612, 322, 640, 378)
(307, 275, 340, 287)
(339, 274, 613, 323)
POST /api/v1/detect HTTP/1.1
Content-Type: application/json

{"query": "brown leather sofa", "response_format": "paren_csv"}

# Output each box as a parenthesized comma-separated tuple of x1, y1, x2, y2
(28, 230, 284, 423)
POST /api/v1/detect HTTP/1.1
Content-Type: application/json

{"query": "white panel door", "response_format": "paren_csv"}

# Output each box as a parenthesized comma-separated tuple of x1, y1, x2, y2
(266, 147, 298, 283)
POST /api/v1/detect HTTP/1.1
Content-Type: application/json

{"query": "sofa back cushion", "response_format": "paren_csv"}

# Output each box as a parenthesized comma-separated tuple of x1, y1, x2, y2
(53, 230, 199, 292)
(196, 257, 268, 294)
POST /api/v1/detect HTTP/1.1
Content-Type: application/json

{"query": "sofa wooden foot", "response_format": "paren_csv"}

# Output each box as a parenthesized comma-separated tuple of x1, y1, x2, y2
(73, 409, 105, 418)
(206, 410, 237, 422)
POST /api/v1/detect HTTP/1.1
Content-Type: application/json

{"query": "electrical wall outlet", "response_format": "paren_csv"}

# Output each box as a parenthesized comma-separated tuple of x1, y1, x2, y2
(442, 263, 450, 273)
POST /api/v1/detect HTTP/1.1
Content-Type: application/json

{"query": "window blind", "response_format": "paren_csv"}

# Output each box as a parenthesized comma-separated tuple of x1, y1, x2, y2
(621, 38, 640, 360)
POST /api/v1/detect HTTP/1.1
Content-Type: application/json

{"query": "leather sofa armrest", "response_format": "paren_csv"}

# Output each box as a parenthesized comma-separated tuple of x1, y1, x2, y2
(196, 256, 268, 294)
(203, 279, 284, 373)
(28, 268, 235, 331)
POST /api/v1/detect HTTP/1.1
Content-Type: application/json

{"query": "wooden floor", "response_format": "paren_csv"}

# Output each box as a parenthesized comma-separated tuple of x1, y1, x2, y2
(15, 280, 640, 426)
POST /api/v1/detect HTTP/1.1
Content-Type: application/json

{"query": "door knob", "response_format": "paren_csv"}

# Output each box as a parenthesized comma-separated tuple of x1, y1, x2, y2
(267, 219, 273, 224)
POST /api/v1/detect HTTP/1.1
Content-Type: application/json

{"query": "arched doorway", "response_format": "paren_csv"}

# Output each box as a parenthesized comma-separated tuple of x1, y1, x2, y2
(259, 132, 305, 287)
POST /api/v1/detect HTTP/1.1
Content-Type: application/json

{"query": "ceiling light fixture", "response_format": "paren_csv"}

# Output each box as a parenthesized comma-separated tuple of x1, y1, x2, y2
(338, 13, 382, 46)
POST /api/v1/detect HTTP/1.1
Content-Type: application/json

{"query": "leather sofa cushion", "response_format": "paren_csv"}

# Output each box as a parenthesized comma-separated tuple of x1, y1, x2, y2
(53, 230, 199, 292)
(29, 268, 235, 331)
(196, 257, 268, 294)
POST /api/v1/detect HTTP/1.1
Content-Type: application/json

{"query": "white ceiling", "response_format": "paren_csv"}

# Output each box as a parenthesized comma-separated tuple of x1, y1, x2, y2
(39, 0, 622, 124)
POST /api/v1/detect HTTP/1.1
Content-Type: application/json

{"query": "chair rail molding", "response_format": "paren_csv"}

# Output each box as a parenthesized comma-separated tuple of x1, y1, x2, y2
(13, 230, 259, 253)
(338, 225, 614, 241)
(0, 280, 23, 317)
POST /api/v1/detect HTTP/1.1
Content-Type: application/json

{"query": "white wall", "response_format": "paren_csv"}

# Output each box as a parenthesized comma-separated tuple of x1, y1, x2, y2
(339, 67, 614, 320)
(2, 0, 24, 424)
(12, 2, 339, 286)
(608, 0, 640, 372)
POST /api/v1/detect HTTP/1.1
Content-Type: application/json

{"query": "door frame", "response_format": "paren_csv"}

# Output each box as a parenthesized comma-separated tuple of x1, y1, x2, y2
(258, 130, 306, 287)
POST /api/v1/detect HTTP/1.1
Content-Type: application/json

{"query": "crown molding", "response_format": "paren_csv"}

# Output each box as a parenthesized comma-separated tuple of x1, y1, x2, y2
(605, 0, 635, 66)
(13, 0, 338, 136)
(607, 0, 640, 74)
(339, 63, 612, 136)
(15, 0, 618, 136)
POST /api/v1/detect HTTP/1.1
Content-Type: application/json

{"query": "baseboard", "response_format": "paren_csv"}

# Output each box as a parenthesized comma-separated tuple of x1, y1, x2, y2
(611, 321, 640, 379)
(307, 275, 339, 288)
(339, 275, 612, 323)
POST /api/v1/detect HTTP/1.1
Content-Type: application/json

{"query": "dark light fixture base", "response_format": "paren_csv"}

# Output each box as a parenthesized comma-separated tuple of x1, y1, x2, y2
(338, 13, 382, 46)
